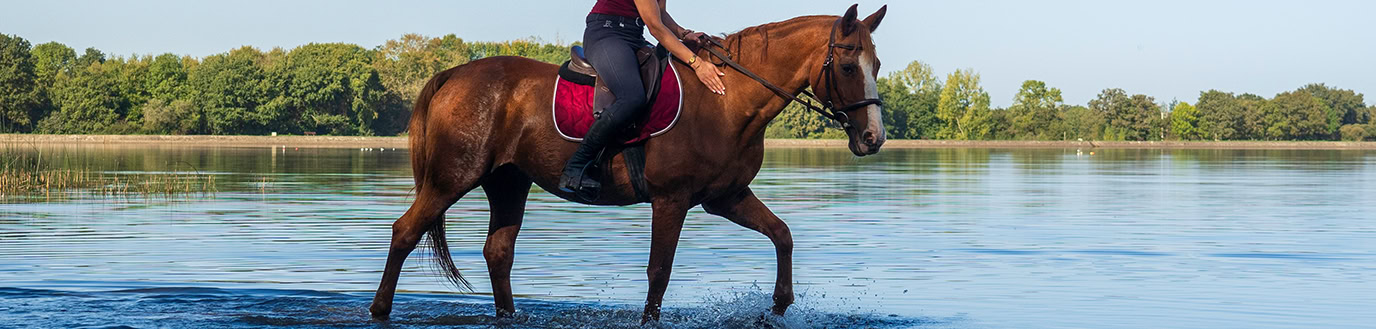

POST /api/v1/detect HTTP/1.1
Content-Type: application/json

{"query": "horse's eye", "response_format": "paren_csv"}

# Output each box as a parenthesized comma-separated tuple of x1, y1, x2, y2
(842, 64, 858, 76)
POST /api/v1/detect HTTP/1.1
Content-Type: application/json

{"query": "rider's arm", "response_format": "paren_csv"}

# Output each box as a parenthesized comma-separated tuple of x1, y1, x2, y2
(634, 0, 693, 62)
(634, 0, 725, 94)
(657, 0, 688, 39)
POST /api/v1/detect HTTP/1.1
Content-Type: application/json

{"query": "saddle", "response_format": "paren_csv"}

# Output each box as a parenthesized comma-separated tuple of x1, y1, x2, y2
(559, 44, 672, 121)
(553, 45, 680, 202)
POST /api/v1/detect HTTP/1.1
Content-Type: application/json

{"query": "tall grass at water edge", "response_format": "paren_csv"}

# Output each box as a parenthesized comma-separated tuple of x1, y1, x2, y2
(1, 146, 217, 200)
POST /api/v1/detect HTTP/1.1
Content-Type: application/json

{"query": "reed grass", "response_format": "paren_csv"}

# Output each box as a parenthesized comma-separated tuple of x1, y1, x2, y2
(1, 147, 216, 199)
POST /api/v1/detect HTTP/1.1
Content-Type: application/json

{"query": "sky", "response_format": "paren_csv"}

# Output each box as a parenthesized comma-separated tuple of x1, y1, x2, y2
(2, 0, 1372, 108)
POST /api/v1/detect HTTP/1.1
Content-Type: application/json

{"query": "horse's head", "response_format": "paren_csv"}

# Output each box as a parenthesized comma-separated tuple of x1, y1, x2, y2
(811, 4, 888, 156)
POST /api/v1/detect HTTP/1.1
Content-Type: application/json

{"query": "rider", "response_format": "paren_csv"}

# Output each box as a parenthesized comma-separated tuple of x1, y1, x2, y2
(560, 0, 728, 200)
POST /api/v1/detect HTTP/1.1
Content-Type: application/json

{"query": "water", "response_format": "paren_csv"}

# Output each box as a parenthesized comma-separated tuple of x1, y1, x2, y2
(2, 145, 1374, 328)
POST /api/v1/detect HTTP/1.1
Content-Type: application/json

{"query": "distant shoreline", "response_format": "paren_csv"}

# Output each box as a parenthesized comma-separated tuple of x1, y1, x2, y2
(2, 134, 1374, 150)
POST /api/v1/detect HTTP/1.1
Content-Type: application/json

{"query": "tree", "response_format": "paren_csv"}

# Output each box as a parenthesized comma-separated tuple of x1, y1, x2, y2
(284, 43, 385, 135)
(465, 38, 570, 64)
(1090, 88, 1159, 141)
(76, 47, 105, 68)
(1264, 91, 1334, 140)
(1197, 90, 1251, 140)
(1299, 83, 1367, 126)
(145, 53, 192, 100)
(1169, 102, 1200, 140)
(141, 98, 200, 134)
(987, 107, 1012, 140)
(875, 60, 942, 139)
(1054, 105, 1105, 140)
(0, 34, 43, 132)
(190, 46, 277, 135)
(31, 42, 77, 84)
(1007, 80, 1063, 139)
(935, 69, 991, 140)
(1338, 124, 1368, 141)
(372, 34, 471, 135)
(373, 34, 469, 107)
(37, 60, 124, 133)
(1235, 94, 1269, 140)
(764, 97, 846, 139)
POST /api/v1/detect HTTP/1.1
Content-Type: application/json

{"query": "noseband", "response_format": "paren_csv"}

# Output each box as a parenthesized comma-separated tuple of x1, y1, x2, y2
(701, 17, 884, 129)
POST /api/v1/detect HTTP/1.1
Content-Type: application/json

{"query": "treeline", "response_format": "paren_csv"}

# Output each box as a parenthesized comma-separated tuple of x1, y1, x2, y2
(0, 33, 569, 135)
(769, 61, 1376, 141)
(3, 33, 1374, 141)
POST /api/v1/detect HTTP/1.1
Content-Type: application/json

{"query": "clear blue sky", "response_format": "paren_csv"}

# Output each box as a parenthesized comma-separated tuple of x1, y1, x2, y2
(3, 0, 1372, 107)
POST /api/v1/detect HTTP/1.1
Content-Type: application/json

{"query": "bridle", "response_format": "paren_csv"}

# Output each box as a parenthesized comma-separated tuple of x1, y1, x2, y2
(700, 17, 884, 129)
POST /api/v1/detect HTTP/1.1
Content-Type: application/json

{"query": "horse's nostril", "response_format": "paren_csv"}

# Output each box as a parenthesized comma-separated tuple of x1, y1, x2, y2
(862, 131, 877, 146)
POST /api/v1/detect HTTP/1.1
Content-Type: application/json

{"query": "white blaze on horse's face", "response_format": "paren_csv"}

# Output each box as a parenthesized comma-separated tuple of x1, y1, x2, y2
(859, 55, 885, 152)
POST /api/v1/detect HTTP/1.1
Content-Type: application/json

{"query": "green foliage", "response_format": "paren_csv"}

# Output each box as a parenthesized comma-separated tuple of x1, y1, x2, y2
(465, 38, 571, 64)
(764, 99, 846, 139)
(1089, 89, 1161, 141)
(3, 33, 574, 136)
(1169, 102, 1200, 140)
(1, 34, 43, 132)
(76, 48, 105, 67)
(141, 98, 199, 134)
(31, 42, 77, 84)
(145, 53, 192, 101)
(1338, 124, 1369, 141)
(284, 43, 385, 135)
(372, 34, 471, 135)
(1300, 83, 1367, 125)
(1197, 90, 1248, 140)
(37, 59, 126, 133)
(2, 34, 1371, 142)
(876, 61, 942, 139)
(1054, 105, 1105, 140)
(1007, 80, 1063, 140)
(190, 46, 278, 135)
(935, 69, 992, 140)
(1263, 91, 1334, 140)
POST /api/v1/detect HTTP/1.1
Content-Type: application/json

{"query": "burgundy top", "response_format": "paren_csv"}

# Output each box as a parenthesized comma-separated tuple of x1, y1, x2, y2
(590, 0, 640, 18)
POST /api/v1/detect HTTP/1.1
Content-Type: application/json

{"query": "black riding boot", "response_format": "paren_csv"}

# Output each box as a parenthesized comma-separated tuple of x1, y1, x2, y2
(559, 115, 620, 202)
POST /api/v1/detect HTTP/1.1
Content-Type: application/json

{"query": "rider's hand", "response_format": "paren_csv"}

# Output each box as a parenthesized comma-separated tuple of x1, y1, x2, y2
(692, 58, 726, 95)
(684, 31, 708, 43)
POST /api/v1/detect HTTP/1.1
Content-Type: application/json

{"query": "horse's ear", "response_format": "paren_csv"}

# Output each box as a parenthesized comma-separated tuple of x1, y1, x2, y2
(864, 5, 887, 33)
(841, 4, 860, 36)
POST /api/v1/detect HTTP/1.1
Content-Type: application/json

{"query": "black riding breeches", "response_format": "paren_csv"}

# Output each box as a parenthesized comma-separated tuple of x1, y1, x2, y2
(583, 13, 649, 131)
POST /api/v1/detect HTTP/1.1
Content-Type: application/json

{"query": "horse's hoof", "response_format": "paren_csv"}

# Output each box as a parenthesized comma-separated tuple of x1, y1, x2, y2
(495, 308, 516, 319)
(640, 305, 661, 325)
(771, 304, 789, 316)
(369, 303, 391, 321)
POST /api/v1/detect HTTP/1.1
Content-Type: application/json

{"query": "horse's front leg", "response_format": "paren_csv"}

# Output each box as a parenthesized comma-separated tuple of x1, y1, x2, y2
(703, 187, 794, 315)
(642, 197, 693, 324)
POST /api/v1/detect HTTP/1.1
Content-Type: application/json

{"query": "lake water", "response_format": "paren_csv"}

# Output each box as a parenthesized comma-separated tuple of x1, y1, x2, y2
(1, 145, 1373, 328)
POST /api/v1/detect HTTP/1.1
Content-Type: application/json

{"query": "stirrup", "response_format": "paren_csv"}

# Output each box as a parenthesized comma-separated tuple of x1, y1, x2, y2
(559, 149, 605, 202)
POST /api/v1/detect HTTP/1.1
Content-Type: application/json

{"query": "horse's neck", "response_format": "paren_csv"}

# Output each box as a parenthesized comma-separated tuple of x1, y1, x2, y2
(716, 20, 830, 142)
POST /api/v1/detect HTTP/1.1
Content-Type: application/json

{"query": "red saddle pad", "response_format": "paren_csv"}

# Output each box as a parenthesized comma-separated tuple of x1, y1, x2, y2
(553, 64, 682, 144)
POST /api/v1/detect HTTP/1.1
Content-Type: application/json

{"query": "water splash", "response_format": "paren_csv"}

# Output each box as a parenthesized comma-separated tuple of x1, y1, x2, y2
(1, 287, 945, 329)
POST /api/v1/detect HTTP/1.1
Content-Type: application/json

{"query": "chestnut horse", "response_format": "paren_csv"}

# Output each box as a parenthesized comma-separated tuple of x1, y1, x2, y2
(370, 4, 889, 323)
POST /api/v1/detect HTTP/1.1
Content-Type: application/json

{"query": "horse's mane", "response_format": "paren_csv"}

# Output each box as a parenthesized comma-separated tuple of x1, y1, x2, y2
(716, 15, 836, 63)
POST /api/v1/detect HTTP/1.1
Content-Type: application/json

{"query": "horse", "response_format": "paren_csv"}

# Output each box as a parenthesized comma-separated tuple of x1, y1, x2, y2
(369, 4, 889, 323)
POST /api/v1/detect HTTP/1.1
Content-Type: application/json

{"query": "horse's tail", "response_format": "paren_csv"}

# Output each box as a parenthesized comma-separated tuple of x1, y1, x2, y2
(408, 67, 473, 292)
(409, 67, 454, 192)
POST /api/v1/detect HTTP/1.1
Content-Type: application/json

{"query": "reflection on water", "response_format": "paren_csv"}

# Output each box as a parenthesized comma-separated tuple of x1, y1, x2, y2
(2, 145, 1374, 328)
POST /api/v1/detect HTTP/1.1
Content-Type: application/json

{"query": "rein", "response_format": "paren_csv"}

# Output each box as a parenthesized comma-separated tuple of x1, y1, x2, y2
(698, 18, 883, 129)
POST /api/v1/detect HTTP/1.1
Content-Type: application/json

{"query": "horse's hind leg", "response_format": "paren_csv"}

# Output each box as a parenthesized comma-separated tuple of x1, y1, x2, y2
(703, 188, 794, 315)
(369, 182, 475, 321)
(480, 165, 531, 317)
